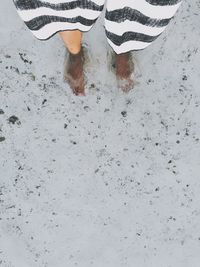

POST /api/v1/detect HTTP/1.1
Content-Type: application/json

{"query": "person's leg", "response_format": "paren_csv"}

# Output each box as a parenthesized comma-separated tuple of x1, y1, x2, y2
(59, 30, 83, 55)
(114, 51, 135, 92)
(104, 0, 183, 92)
(13, 0, 106, 96)
(58, 29, 85, 96)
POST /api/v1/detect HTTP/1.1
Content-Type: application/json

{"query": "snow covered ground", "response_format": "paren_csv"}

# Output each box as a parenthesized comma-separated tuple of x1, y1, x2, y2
(0, 1, 200, 266)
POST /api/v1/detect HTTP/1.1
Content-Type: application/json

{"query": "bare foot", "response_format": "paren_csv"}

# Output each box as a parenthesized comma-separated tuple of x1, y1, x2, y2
(114, 51, 135, 92)
(64, 46, 85, 96)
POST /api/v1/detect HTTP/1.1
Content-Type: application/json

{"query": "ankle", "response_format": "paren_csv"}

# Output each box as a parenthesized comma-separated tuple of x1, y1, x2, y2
(66, 43, 82, 55)
(68, 47, 83, 62)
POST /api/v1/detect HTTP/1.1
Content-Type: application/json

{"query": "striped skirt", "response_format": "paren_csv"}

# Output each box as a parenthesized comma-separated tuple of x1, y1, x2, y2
(13, 0, 183, 54)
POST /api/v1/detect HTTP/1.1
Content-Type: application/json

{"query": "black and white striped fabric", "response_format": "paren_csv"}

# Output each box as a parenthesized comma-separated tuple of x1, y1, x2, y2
(13, 0, 183, 54)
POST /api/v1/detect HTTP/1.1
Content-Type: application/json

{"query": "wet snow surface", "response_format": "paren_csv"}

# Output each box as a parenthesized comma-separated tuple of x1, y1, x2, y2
(0, 1, 200, 266)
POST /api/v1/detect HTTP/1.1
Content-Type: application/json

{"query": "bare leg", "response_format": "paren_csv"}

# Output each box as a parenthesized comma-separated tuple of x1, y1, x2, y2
(59, 30, 83, 54)
(59, 30, 85, 96)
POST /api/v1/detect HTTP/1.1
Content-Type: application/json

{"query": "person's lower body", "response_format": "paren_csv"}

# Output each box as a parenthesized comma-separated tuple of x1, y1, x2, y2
(13, 0, 183, 95)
